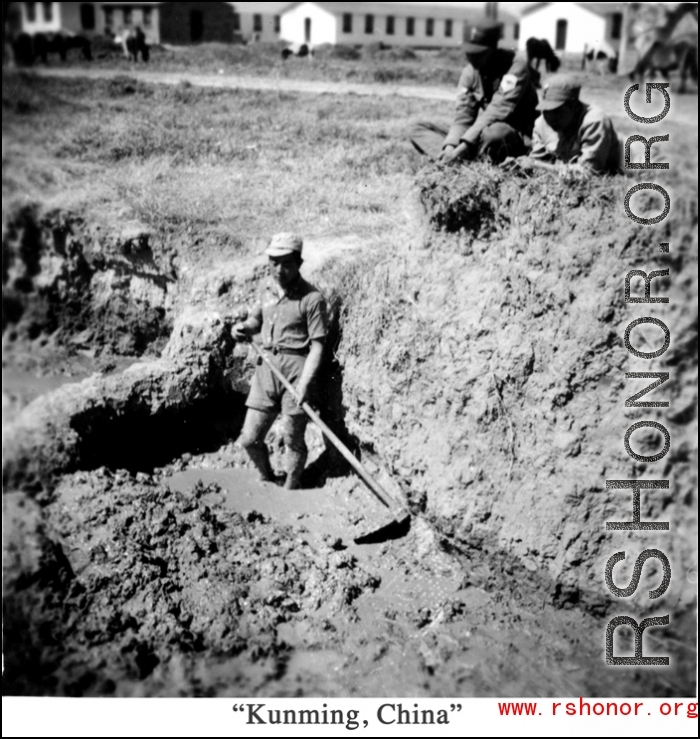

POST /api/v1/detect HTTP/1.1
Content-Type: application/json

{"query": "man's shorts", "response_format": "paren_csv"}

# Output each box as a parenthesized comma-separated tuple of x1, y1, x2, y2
(246, 351, 313, 417)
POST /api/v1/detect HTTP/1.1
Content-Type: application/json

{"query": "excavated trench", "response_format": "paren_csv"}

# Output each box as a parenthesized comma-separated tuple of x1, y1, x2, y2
(3, 167, 697, 697)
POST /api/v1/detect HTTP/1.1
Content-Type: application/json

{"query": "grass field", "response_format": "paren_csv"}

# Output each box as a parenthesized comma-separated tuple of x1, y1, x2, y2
(2, 70, 440, 258)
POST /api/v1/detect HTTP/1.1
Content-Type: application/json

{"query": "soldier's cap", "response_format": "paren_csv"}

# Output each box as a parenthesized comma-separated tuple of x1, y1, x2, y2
(537, 74, 582, 110)
(463, 22, 501, 53)
(265, 232, 303, 258)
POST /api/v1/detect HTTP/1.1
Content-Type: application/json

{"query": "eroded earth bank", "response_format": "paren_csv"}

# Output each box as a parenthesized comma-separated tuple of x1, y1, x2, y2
(3, 163, 697, 697)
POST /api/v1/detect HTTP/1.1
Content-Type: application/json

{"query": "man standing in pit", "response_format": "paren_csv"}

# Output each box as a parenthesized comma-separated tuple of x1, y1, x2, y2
(231, 233, 328, 490)
(518, 74, 623, 175)
(410, 22, 539, 165)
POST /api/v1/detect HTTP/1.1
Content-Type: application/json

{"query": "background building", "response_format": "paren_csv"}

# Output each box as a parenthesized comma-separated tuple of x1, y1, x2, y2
(10, 2, 523, 49)
(280, 2, 520, 50)
(231, 2, 288, 43)
(517, 2, 626, 54)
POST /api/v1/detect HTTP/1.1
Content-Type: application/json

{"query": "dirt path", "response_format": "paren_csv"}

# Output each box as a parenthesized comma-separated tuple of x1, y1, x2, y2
(30, 66, 456, 102)
(25, 66, 700, 127)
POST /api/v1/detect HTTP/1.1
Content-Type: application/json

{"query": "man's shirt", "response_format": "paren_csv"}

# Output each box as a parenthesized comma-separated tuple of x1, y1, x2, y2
(531, 103, 622, 174)
(445, 49, 539, 148)
(248, 275, 328, 353)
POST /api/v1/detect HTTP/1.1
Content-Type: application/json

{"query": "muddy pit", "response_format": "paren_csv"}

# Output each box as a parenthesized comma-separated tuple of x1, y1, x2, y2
(2, 168, 696, 697)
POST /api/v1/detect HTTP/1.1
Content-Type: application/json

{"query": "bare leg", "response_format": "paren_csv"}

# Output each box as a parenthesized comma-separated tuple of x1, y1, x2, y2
(282, 414, 308, 490)
(239, 408, 277, 482)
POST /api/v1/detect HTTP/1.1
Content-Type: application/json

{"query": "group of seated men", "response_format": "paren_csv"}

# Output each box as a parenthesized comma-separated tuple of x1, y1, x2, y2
(410, 22, 622, 175)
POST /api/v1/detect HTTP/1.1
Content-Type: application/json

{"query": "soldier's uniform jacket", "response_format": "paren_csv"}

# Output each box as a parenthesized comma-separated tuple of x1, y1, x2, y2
(531, 103, 622, 174)
(247, 276, 328, 355)
(444, 49, 539, 148)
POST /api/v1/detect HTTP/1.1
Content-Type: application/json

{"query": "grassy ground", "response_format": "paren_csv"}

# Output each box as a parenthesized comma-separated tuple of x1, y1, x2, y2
(4, 66, 696, 256)
(2, 71, 437, 258)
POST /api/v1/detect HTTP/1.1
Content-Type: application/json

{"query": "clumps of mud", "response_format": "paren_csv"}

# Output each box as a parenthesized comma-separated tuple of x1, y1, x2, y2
(3, 472, 379, 696)
(2, 205, 175, 356)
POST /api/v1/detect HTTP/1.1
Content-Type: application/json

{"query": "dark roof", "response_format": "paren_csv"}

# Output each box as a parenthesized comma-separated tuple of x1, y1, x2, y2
(281, 2, 487, 22)
(522, 2, 625, 17)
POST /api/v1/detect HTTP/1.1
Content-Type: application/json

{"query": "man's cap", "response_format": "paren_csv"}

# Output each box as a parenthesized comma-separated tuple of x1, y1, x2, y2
(463, 22, 501, 53)
(265, 232, 303, 257)
(537, 74, 581, 111)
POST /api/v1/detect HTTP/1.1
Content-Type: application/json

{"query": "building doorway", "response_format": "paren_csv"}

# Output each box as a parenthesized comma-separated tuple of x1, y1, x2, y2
(304, 17, 311, 43)
(555, 19, 567, 50)
(190, 10, 204, 42)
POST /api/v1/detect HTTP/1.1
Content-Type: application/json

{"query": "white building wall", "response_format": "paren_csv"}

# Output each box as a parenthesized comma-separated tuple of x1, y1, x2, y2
(337, 12, 463, 48)
(280, 2, 337, 45)
(239, 12, 281, 42)
(500, 20, 519, 49)
(20, 2, 62, 34)
(518, 3, 607, 54)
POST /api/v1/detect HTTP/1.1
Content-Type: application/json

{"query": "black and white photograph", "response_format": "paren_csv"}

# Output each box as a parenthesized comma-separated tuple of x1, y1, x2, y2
(2, 1, 697, 733)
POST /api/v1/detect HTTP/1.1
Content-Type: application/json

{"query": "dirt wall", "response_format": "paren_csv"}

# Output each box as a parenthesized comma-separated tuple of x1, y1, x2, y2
(2, 206, 176, 355)
(328, 166, 697, 615)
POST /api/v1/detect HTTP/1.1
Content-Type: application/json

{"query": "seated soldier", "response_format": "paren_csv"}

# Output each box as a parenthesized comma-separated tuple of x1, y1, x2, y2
(518, 74, 622, 175)
(410, 22, 539, 165)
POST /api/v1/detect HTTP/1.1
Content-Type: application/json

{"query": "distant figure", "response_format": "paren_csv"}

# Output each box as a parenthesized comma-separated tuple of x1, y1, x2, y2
(581, 40, 618, 73)
(630, 37, 697, 92)
(525, 37, 560, 72)
(119, 27, 149, 63)
(410, 22, 539, 165)
(517, 74, 622, 175)
(628, 1, 698, 92)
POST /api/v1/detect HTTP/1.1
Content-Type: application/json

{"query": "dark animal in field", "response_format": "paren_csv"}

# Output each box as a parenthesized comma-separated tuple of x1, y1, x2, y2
(12, 31, 92, 66)
(630, 36, 698, 93)
(120, 26, 149, 63)
(525, 37, 560, 72)
(12, 33, 34, 66)
(281, 43, 313, 60)
(581, 40, 618, 73)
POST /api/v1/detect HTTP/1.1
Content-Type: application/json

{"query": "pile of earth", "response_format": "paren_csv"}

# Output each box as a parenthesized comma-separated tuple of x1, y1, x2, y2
(3, 164, 697, 697)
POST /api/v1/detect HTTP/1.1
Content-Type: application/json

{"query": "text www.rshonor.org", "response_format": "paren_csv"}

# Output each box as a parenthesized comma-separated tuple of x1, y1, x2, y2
(498, 699, 698, 717)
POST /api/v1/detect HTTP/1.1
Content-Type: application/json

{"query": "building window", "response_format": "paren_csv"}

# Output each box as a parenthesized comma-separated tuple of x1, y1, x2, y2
(253, 14, 262, 32)
(42, 2, 53, 22)
(445, 19, 453, 37)
(80, 3, 95, 30)
(514, 23, 520, 41)
(26, 2, 37, 22)
(342, 13, 352, 33)
(143, 8, 152, 28)
(386, 15, 394, 35)
(365, 14, 374, 34)
(274, 15, 281, 34)
(426, 18, 434, 37)
(104, 7, 113, 29)
(611, 13, 623, 40)
(406, 17, 415, 36)
(123, 7, 132, 26)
